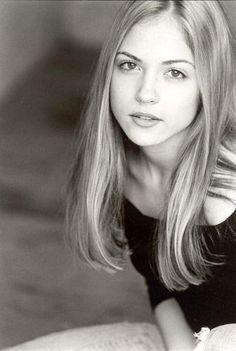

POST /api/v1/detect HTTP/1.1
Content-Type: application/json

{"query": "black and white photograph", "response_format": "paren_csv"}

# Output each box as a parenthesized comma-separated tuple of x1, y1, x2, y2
(0, 1, 236, 350)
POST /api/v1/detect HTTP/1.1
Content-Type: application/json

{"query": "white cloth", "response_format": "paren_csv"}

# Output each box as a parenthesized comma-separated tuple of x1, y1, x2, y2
(194, 327, 211, 351)
(201, 324, 236, 351)
(3, 322, 236, 351)
(2, 322, 165, 351)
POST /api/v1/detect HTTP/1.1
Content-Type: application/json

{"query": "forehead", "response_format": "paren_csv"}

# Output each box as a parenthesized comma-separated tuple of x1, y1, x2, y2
(119, 16, 193, 62)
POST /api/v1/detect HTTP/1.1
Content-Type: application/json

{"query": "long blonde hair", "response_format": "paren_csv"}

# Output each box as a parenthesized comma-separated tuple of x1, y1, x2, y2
(67, 0, 236, 290)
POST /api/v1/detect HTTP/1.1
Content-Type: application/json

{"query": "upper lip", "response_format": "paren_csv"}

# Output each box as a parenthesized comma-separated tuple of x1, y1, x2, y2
(130, 112, 162, 120)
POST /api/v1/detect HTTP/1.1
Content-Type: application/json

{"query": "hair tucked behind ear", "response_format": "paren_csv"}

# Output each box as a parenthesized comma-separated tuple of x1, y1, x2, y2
(67, 0, 236, 290)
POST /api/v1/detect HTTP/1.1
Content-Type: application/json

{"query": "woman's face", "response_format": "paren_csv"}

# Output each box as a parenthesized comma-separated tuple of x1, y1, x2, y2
(110, 16, 200, 149)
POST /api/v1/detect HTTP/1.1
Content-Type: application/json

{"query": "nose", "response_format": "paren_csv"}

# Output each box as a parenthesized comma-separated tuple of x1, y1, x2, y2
(135, 73, 159, 104)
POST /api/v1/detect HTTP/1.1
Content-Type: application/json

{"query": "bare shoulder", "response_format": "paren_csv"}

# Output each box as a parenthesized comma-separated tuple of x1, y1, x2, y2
(204, 188, 236, 226)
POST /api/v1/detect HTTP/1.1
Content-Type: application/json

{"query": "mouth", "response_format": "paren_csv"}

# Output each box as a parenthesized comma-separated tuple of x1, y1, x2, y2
(130, 112, 162, 121)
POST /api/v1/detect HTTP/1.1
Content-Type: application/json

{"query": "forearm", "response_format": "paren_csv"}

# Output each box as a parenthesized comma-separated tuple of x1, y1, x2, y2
(154, 298, 196, 351)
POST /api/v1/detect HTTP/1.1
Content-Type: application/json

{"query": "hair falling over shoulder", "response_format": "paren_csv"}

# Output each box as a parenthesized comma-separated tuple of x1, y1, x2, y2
(66, 0, 236, 290)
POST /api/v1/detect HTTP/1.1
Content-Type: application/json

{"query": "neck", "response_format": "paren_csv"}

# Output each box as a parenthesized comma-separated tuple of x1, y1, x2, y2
(139, 131, 185, 182)
(140, 145, 176, 180)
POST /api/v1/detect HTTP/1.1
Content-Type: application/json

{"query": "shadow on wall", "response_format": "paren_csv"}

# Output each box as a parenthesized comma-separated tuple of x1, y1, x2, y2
(0, 0, 123, 101)
(0, 41, 100, 218)
(0, 0, 62, 99)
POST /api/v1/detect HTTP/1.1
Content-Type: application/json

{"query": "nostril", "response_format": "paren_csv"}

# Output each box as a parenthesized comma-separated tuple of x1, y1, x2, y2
(135, 88, 159, 104)
(135, 77, 159, 104)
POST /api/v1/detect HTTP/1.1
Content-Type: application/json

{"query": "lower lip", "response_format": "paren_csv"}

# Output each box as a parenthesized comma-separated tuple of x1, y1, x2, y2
(130, 116, 162, 128)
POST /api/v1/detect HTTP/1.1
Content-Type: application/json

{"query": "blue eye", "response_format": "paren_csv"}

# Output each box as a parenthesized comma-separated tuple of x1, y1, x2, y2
(119, 61, 139, 71)
(166, 69, 186, 79)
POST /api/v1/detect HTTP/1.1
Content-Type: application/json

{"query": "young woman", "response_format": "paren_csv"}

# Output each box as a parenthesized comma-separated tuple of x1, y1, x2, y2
(67, 1, 236, 350)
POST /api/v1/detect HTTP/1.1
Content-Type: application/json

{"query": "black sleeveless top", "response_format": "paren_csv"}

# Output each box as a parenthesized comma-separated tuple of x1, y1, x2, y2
(124, 198, 236, 332)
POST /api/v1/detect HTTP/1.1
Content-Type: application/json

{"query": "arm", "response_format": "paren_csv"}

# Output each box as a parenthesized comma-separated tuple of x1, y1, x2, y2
(154, 298, 196, 351)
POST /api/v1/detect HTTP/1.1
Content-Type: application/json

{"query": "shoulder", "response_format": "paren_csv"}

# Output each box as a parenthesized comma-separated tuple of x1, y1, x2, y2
(204, 189, 236, 226)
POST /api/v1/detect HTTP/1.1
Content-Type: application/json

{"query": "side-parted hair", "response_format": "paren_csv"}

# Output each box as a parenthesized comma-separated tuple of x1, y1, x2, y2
(67, 0, 236, 290)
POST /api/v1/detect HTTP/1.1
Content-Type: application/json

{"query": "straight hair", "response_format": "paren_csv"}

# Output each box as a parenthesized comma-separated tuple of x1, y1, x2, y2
(67, 0, 236, 290)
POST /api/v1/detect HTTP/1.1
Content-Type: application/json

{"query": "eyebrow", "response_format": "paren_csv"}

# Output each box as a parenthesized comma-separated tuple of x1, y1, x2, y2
(116, 51, 195, 68)
(116, 51, 142, 63)
(162, 59, 195, 68)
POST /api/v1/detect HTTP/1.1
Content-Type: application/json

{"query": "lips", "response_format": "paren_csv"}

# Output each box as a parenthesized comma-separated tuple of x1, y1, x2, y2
(130, 112, 162, 121)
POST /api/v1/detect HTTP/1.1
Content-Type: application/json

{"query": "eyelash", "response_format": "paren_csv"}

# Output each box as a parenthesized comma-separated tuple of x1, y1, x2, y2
(166, 69, 187, 80)
(118, 61, 187, 80)
(119, 60, 139, 71)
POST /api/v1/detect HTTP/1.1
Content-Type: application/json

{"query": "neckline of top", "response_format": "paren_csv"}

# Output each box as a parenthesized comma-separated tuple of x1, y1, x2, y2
(124, 197, 236, 229)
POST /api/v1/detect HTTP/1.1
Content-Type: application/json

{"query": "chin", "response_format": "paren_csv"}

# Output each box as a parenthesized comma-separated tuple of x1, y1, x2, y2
(127, 134, 162, 148)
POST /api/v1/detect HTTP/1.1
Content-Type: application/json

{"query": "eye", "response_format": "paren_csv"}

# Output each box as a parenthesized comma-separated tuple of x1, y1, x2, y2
(119, 61, 139, 71)
(166, 69, 186, 80)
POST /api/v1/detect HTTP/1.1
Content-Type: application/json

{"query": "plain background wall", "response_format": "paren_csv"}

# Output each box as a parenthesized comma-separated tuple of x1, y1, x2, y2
(0, 1, 122, 101)
(61, 1, 123, 46)
(0, 1, 64, 99)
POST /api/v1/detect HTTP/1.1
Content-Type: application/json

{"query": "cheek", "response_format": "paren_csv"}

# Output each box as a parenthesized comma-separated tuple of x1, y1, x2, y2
(110, 77, 128, 117)
(169, 85, 200, 121)
(186, 89, 200, 118)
